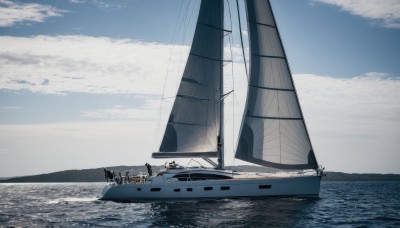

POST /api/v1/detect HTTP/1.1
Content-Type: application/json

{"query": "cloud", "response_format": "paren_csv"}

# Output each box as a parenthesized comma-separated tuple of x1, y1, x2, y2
(0, 35, 189, 95)
(81, 99, 161, 120)
(315, 0, 400, 28)
(0, 0, 65, 27)
(69, 0, 123, 9)
(0, 35, 399, 174)
(0, 73, 399, 175)
(293, 73, 400, 173)
(0, 35, 247, 97)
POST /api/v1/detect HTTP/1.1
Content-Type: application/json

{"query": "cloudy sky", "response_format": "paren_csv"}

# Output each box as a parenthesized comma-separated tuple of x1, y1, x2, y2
(0, 0, 399, 177)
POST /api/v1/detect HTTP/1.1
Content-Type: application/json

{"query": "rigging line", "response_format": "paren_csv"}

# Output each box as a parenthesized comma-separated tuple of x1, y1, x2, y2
(220, 89, 235, 100)
(236, 0, 249, 83)
(226, 0, 233, 32)
(152, 0, 186, 151)
(175, 1, 192, 92)
(222, 33, 231, 38)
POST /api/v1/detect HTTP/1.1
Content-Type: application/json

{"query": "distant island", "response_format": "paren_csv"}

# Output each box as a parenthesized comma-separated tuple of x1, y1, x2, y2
(1, 165, 399, 183)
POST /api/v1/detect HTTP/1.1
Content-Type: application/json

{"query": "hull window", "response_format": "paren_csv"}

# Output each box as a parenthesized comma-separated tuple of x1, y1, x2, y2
(187, 188, 193, 192)
(204, 187, 213, 191)
(221, 186, 230, 191)
(259, 185, 272, 189)
(151, 188, 161, 192)
(174, 188, 180, 192)
(137, 188, 141, 191)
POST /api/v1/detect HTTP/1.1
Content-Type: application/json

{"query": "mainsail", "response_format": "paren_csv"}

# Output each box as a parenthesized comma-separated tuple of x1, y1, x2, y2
(153, 0, 224, 158)
(235, 0, 318, 169)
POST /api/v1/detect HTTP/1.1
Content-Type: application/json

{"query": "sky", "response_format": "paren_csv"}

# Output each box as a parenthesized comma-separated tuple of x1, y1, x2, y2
(0, 0, 399, 177)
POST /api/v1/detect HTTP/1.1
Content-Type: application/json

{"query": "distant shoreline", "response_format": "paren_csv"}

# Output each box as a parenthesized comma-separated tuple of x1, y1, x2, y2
(1, 165, 400, 183)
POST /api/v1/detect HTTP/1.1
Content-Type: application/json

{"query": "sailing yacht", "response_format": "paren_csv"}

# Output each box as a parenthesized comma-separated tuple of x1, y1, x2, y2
(101, 0, 324, 201)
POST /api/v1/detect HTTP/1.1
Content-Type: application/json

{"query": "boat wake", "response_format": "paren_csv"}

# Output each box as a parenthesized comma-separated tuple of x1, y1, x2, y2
(48, 197, 97, 204)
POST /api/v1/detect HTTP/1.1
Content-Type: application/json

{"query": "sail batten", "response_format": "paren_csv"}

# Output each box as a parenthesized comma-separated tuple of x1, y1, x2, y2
(168, 121, 208, 127)
(235, 0, 318, 170)
(249, 20, 276, 28)
(252, 54, 286, 59)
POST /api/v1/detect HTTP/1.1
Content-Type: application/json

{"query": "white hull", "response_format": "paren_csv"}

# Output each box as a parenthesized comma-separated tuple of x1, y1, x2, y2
(101, 170, 321, 202)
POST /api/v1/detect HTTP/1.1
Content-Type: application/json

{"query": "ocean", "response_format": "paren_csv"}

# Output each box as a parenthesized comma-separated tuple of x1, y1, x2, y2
(1, 182, 399, 227)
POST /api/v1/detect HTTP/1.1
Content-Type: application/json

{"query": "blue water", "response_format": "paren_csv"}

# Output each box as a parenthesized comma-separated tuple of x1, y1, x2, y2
(1, 182, 399, 227)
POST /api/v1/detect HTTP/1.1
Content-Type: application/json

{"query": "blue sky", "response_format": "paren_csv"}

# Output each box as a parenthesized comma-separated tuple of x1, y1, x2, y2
(0, 0, 399, 176)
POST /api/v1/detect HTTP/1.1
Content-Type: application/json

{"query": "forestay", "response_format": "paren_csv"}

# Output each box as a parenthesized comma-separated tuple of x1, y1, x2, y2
(235, 0, 318, 169)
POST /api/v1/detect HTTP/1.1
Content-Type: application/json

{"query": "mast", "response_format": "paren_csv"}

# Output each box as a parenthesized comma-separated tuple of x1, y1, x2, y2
(218, 0, 225, 170)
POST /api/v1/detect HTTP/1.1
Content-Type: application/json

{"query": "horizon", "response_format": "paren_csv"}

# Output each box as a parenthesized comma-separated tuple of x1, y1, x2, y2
(0, 0, 399, 176)
(2, 164, 400, 179)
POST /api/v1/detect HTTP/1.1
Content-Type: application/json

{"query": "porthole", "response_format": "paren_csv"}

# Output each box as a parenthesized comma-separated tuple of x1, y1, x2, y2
(259, 185, 271, 189)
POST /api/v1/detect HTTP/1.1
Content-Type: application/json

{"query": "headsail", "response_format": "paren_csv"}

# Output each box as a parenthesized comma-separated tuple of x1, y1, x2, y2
(153, 0, 224, 158)
(235, 0, 318, 169)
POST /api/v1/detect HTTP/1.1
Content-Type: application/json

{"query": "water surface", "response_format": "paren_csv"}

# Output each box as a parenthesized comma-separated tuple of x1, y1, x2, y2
(1, 182, 399, 227)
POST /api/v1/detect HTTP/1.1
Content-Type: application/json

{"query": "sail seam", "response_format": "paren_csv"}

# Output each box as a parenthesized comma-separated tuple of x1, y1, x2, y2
(252, 54, 285, 59)
(247, 115, 303, 120)
(190, 53, 232, 62)
(198, 22, 232, 33)
(249, 84, 295, 92)
(248, 20, 276, 28)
